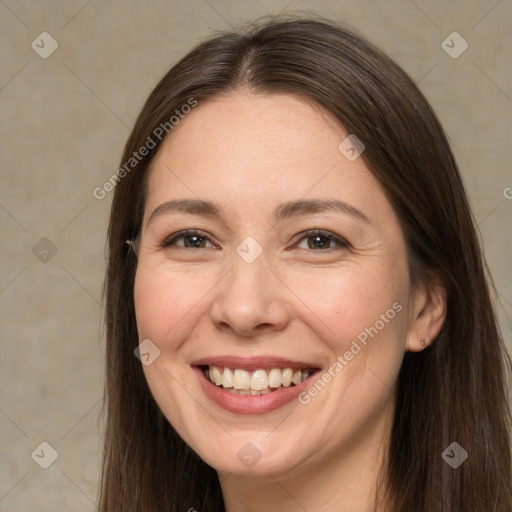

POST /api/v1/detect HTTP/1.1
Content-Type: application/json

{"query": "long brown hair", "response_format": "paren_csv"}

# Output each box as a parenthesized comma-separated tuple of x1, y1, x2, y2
(100, 16, 512, 511)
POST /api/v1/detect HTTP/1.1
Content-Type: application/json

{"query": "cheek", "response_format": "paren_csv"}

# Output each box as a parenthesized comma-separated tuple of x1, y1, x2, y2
(134, 263, 215, 342)
(287, 258, 407, 352)
(133, 265, 209, 441)
(292, 266, 407, 427)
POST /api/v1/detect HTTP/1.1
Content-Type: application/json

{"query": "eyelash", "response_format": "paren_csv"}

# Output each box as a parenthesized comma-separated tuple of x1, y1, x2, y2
(161, 229, 350, 252)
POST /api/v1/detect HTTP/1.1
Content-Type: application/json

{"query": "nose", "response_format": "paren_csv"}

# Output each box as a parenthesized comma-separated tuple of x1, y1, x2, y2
(209, 249, 291, 339)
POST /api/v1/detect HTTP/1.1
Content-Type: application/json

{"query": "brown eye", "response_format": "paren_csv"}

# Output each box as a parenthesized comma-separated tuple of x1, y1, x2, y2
(294, 230, 350, 251)
(162, 230, 217, 249)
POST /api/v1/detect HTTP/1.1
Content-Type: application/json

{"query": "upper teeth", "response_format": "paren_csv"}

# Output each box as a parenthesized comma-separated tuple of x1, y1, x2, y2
(206, 366, 311, 391)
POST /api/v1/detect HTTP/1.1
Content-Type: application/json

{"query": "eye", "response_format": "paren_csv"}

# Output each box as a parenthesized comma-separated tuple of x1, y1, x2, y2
(161, 229, 350, 252)
(293, 230, 350, 251)
(162, 230, 218, 249)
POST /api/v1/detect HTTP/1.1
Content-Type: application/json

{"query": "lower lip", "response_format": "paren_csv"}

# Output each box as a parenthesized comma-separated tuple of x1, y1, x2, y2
(193, 366, 315, 415)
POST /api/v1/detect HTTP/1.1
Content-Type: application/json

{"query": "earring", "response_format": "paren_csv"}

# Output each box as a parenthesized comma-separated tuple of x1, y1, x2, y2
(420, 339, 426, 346)
(126, 240, 138, 257)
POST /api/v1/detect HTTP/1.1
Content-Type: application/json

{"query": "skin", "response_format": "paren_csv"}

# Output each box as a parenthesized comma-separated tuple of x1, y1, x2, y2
(133, 90, 446, 512)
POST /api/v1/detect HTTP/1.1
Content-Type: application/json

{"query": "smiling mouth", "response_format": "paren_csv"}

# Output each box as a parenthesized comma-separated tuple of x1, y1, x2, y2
(200, 365, 320, 396)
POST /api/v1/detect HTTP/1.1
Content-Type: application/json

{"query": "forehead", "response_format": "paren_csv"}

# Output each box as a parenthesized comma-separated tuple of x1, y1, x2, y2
(144, 92, 393, 228)
(153, 91, 345, 176)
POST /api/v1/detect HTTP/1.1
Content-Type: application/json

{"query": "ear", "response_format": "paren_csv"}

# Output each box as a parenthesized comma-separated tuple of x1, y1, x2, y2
(406, 276, 447, 352)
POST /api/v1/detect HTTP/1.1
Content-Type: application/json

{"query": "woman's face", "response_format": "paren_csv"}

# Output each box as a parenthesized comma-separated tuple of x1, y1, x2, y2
(134, 91, 417, 479)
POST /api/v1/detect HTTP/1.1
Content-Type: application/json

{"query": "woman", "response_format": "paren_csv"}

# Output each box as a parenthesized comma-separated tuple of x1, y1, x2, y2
(99, 17, 512, 511)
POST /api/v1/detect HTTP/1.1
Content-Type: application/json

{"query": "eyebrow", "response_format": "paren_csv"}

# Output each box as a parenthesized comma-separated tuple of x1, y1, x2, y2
(146, 198, 371, 228)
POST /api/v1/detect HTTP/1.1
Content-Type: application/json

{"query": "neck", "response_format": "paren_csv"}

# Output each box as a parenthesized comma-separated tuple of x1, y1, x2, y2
(218, 400, 394, 512)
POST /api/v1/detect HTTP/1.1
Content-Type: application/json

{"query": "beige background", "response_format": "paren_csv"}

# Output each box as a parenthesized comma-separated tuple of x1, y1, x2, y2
(0, 0, 510, 510)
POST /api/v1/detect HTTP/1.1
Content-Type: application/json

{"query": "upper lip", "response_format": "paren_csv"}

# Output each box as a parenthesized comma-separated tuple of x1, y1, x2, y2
(190, 356, 320, 372)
